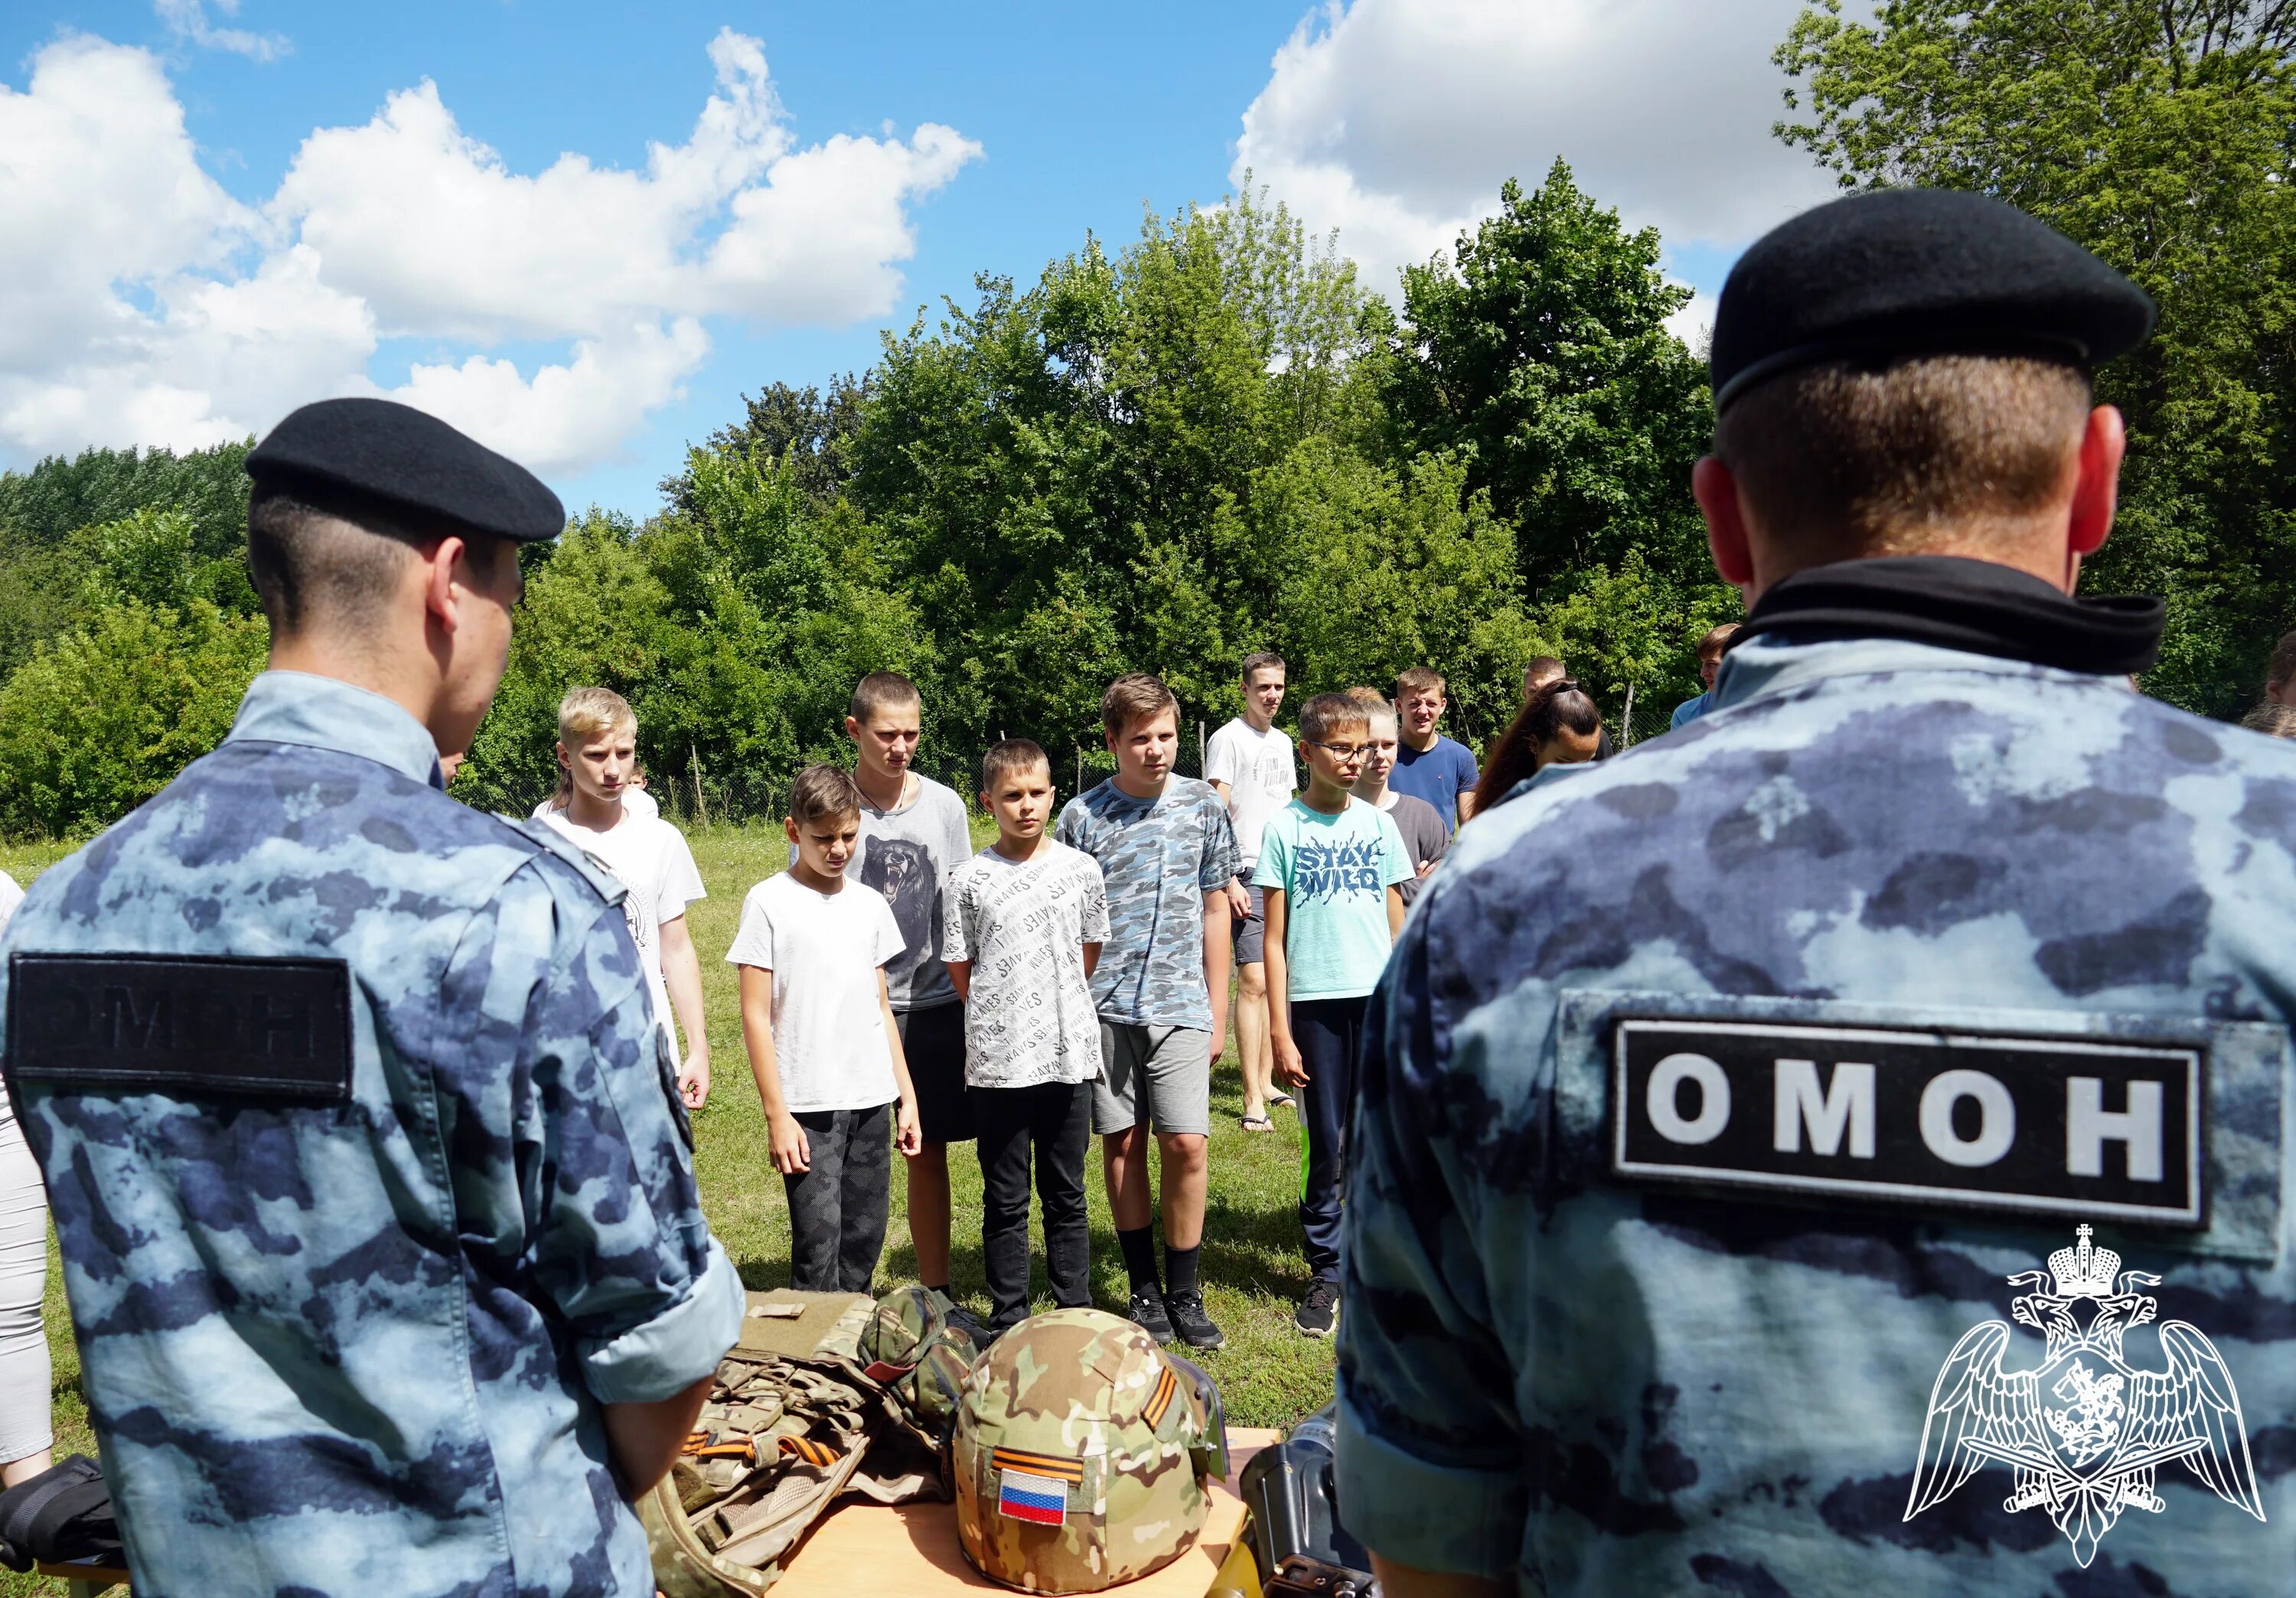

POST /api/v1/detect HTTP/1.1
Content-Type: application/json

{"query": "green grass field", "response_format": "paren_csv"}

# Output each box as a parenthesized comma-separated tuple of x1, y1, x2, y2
(0, 818, 1334, 1594)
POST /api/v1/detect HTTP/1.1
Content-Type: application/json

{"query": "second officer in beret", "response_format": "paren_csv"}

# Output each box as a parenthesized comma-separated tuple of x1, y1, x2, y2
(0, 398, 743, 1596)
(1338, 189, 2296, 1594)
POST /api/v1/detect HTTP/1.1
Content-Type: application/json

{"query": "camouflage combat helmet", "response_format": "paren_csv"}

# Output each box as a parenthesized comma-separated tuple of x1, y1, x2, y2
(954, 1307, 1229, 1593)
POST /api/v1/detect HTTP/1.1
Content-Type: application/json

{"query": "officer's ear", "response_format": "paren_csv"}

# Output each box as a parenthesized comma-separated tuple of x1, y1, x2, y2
(2066, 403, 2125, 565)
(1694, 455, 1756, 594)
(416, 535, 468, 636)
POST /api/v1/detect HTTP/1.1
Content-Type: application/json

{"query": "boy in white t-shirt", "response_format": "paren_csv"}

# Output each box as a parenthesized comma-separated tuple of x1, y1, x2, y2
(1204, 651, 1296, 1132)
(944, 739, 1108, 1331)
(533, 688, 710, 1108)
(727, 765, 922, 1293)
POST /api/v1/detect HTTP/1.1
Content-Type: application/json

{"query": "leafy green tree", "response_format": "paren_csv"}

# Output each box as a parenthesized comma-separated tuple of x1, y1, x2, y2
(665, 377, 871, 511)
(1534, 552, 1743, 744)
(853, 187, 1404, 762)
(1386, 161, 1718, 602)
(1248, 443, 1538, 745)
(464, 467, 935, 820)
(0, 598, 266, 838)
(1776, 1, 2296, 714)
(0, 441, 255, 562)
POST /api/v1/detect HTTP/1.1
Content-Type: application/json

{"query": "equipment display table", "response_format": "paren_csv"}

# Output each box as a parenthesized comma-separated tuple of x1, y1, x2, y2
(775, 1430, 1276, 1596)
(27, 1437, 1277, 1597)
(34, 1558, 129, 1595)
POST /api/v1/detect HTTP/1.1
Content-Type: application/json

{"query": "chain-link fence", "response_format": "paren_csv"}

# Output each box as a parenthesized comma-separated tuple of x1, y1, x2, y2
(1608, 682, 1699, 751)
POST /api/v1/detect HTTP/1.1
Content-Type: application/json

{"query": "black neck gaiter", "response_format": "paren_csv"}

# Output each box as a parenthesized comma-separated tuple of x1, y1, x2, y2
(1739, 555, 2164, 676)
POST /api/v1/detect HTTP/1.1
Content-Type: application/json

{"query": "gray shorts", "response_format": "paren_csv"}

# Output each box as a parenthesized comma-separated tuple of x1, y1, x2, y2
(1232, 881, 1266, 966)
(1093, 1023, 1212, 1137)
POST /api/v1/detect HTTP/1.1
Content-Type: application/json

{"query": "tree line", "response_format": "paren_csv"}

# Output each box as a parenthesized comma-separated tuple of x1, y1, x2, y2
(0, 2, 2287, 839)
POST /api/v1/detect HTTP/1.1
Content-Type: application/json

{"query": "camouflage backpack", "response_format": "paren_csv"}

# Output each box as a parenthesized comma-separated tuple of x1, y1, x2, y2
(856, 1284, 984, 1465)
(644, 1290, 968, 1597)
(953, 1306, 1230, 1594)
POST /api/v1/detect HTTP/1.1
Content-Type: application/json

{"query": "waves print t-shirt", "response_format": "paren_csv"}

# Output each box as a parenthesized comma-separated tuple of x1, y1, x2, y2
(942, 840, 1110, 1089)
(1252, 795, 1412, 1001)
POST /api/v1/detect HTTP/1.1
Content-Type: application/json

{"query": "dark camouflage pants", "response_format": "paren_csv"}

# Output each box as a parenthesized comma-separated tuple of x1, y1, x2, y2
(784, 1103, 892, 1293)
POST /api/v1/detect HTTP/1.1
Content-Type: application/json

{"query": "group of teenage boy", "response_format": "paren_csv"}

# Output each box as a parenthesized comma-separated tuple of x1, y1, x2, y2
(531, 655, 1506, 1349)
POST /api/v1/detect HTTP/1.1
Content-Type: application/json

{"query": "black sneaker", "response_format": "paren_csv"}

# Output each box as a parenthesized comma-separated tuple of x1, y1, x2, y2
(1163, 1289, 1226, 1350)
(1127, 1287, 1175, 1344)
(1295, 1278, 1339, 1339)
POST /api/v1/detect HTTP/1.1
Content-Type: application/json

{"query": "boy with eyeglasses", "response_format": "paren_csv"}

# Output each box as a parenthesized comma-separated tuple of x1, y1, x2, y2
(1255, 692, 1412, 1338)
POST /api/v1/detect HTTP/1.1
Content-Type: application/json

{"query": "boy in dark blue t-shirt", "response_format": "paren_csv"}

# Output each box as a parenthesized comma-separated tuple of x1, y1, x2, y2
(1388, 666, 1479, 833)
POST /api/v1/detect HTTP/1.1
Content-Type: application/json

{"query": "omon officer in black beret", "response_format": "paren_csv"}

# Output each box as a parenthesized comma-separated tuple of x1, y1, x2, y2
(0, 397, 743, 1595)
(1334, 191, 2296, 1596)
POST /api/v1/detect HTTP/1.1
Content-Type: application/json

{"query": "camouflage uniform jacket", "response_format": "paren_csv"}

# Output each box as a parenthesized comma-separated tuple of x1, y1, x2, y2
(1054, 776, 1238, 1032)
(0, 671, 745, 1598)
(1338, 633, 2296, 1595)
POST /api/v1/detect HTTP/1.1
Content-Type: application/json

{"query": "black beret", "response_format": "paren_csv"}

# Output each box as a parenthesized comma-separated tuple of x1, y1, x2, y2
(1711, 188, 2155, 413)
(246, 398, 565, 543)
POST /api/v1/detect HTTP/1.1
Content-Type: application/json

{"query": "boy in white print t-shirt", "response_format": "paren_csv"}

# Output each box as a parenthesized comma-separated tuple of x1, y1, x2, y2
(944, 739, 1108, 1331)
(726, 765, 921, 1293)
(535, 687, 709, 1107)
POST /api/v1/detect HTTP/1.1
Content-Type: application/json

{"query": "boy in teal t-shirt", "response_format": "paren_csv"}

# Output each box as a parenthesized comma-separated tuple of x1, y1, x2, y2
(1254, 692, 1411, 1337)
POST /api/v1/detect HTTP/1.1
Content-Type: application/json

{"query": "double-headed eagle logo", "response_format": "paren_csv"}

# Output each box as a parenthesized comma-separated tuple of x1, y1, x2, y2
(1906, 1225, 2264, 1564)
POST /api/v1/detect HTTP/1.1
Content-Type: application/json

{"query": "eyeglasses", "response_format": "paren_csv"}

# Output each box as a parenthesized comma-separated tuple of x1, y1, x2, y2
(1308, 742, 1370, 759)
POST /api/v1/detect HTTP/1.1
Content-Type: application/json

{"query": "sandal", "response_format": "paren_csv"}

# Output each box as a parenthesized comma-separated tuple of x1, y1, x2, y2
(1240, 1114, 1275, 1133)
(1266, 1093, 1296, 1110)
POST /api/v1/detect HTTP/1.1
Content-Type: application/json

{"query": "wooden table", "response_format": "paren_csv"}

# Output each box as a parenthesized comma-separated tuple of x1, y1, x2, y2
(32, 1558, 128, 1596)
(28, 1430, 1280, 1597)
(775, 1430, 1277, 1596)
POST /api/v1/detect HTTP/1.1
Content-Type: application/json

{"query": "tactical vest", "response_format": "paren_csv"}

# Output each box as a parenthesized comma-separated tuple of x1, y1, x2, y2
(644, 1289, 982, 1596)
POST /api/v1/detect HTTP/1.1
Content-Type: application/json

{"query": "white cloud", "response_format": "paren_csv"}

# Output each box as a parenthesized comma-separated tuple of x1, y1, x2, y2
(154, 0, 289, 63)
(1235, 0, 1842, 299)
(0, 28, 979, 476)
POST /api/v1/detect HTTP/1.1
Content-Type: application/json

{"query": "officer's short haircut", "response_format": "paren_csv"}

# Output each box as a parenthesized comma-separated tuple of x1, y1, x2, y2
(1102, 673, 1179, 737)
(848, 671, 921, 726)
(1716, 354, 2092, 559)
(2266, 631, 2296, 696)
(789, 764, 863, 827)
(981, 738, 1051, 794)
(2242, 703, 2296, 739)
(1240, 651, 1287, 684)
(1394, 666, 1446, 703)
(1697, 623, 1743, 660)
(1300, 693, 1370, 745)
(246, 481, 509, 637)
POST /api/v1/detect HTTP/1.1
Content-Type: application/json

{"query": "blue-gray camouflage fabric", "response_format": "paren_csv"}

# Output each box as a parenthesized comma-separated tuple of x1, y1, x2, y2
(1054, 775, 1238, 1031)
(1338, 634, 2296, 1596)
(0, 670, 744, 1598)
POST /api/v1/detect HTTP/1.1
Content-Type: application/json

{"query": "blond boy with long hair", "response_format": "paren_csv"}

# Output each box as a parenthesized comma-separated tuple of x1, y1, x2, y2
(536, 688, 711, 1107)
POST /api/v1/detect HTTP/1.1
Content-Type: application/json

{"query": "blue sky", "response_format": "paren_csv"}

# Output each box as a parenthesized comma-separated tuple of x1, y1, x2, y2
(0, 1, 1836, 517)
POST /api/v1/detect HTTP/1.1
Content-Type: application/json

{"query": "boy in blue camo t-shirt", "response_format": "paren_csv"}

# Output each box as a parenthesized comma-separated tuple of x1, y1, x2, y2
(1256, 692, 1410, 1339)
(1054, 673, 1238, 1352)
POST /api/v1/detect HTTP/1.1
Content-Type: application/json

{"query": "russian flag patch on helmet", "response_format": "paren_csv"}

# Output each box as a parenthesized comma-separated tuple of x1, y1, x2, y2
(996, 1466, 1069, 1526)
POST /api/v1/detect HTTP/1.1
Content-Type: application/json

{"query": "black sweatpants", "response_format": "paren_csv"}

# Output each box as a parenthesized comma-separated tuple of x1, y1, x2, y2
(1295, 996, 1368, 1283)
(783, 1102, 892, 1293)
(973, 1080, 1094, 1329)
